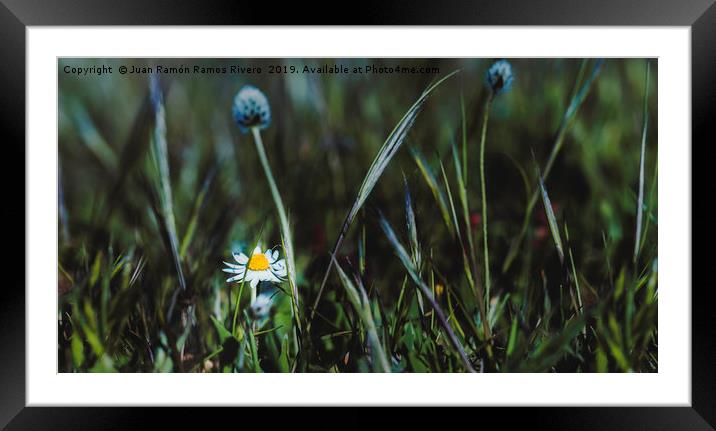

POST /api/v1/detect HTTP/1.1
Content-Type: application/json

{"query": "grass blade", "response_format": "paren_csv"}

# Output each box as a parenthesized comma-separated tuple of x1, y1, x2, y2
(333, 258, 391, 372)
(536, 165, 564, 264)
(503, 59, 604, 273)
(309, 70, 460, 328)
(417, 147, 492, 349)
(410, 147, 454, 235)
(404, 174, 425, 314)
(378, 213, 476, 372)
(633, 59, 651, 265)
(564, 221, 583, 315)
(69, 99, 118, 172)
(147, 76, 186, 297)
(451, 141, 477, 264)
(639, 159, 658, 253)
(439, 154, 483, 309)
(439, 157, 463, 247)
(521, 313, 587, 372)
(180, 167, 216, 259)
(403, 175, 421, 269)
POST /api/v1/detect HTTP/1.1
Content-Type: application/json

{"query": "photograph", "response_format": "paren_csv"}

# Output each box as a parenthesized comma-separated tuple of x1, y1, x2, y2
(57, 57, 657, 373)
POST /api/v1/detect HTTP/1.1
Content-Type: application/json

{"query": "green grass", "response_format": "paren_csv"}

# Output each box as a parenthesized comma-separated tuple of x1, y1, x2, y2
(58, 58, 657, 373)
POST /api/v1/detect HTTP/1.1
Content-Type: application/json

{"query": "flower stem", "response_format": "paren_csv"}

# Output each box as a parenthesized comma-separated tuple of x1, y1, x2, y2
(251, 128, 289, 247)
(231, 280, 245, 337)
(250, 128, 302, 332)
(479, 96, 493, 316)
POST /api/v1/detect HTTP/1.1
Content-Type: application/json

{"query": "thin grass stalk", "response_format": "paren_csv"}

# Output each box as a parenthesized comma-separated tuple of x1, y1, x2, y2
(461, 92, 468, 184)
(453, 141, 478, 274)
(564, 222, 583, 313)
(413, 147, 492, 351)
(633, 60, 651, 265)
(438, 158, 479, 301)
(451, 143, 487, 331)
(359, 210, 367, 277)
(502, 59, 604, 273)
(564, 221, 585, 336)
(440, 159, 464, 250)
(416, 147, 492, 350)
(411, 147, 454, 235)
(566, 59, 588, 108)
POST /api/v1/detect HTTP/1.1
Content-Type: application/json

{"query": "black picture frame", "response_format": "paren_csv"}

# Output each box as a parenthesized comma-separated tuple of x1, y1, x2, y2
(2, 0, 711, 429)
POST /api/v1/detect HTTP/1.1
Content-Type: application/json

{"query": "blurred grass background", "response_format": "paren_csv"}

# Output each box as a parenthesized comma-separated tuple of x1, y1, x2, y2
(58, 58, 657, 373)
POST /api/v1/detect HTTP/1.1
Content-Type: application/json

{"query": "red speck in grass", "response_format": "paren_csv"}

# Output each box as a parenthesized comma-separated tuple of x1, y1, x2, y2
(470, 212, 482, 228)
(311, 224, 326, 252)
(534, 225, 549, 241)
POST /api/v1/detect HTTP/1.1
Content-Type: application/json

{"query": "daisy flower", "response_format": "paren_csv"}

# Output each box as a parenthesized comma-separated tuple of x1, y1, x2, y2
(223, 246, 287, 290)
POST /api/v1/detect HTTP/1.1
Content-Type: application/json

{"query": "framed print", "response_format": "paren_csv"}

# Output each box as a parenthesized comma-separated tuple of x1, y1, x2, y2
(2, 0, 712, 428)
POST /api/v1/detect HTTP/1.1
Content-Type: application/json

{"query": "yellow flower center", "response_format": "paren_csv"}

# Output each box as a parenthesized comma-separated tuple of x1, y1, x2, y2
(248, 253, 270, 271)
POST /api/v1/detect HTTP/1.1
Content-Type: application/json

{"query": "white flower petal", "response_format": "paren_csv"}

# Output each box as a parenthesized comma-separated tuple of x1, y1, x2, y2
(224, 261, 244, 269)
(225, 247, 286, 286)
(222, 267, 245, 275)
(233, 253, 249, 265)
(226, 273, 246, 283)
(262, 270, 281, 283)
(271, 262, 287, 278)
